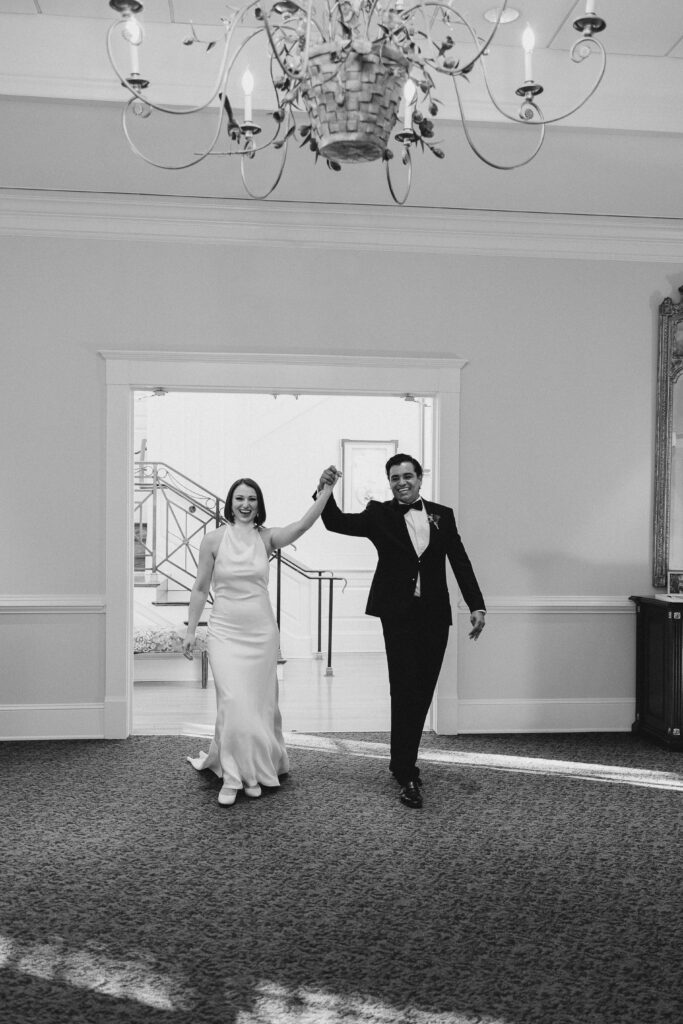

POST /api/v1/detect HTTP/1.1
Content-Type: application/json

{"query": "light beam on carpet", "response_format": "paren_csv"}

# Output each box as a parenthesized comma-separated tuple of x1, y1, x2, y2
(236, 980, 499, 1024)
(282, 734, 683, 792)
(0, 934, 188, 1011)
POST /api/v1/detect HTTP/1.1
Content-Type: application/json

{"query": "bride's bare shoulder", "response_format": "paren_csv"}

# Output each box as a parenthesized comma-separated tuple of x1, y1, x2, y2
(203, 525, 227, 551)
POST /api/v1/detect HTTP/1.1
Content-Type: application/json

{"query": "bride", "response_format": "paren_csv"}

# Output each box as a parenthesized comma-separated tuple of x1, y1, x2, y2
(183, 468, 340, 806)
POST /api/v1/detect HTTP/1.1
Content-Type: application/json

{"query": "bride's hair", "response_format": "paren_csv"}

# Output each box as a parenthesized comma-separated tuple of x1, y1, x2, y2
(224, 477, 267, 526)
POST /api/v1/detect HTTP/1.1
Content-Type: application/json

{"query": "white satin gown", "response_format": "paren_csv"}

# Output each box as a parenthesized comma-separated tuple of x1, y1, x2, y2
(187, 524, 289, 790)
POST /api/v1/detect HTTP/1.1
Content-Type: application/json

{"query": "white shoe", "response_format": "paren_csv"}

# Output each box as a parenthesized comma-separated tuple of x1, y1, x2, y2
(218, 785, 237, 806)
(244, 785, 262, 799)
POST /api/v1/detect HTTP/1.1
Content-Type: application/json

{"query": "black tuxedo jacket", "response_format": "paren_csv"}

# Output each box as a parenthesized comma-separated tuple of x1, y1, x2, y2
(320, 493, 485, 626)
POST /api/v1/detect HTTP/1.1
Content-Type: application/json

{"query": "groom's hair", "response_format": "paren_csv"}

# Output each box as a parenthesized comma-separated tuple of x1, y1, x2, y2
(385, 453, 423, 479)
(224, 477, 267, 526)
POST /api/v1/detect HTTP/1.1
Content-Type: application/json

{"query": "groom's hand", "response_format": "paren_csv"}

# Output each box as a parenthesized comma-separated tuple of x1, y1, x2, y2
(468, 610, 486, 640)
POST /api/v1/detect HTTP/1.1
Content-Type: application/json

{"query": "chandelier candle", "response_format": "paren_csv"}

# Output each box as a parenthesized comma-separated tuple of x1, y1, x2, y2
(242, 69, 254, 125)
(402, 80, 417, 131)
(121, 13, 142, 76)
(522, 26, 535, 83)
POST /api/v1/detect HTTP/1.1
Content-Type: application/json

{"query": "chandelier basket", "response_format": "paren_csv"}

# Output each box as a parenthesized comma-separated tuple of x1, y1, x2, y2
(300, 52, 408, 164)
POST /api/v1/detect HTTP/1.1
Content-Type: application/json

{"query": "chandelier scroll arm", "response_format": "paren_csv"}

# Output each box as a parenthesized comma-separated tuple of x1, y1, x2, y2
(401, 0, 512, 73)
(240, 122, 292, 199)
(107, 19, 236, 118)
(452, 77, 546, 171)
(525, 37, 607, 127)
(385, 145, 413, 205)
(415, 11, 607, 131)
(472, 36, 607, 128)
(120, 96, 229, 170)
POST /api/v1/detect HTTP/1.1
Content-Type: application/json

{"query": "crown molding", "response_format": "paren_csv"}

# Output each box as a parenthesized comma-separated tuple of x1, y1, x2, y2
(2, 188, 683, 262)
(99, 349, 467, 372)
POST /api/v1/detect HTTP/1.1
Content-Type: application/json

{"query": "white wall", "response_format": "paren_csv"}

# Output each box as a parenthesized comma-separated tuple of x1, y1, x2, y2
(0, 183, 676, 738)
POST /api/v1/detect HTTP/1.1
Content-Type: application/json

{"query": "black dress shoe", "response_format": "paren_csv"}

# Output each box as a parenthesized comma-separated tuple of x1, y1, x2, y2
(399, 781, 423, 809)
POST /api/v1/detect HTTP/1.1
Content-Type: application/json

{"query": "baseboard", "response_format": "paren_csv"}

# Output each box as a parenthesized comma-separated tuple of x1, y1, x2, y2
(0, 703, 106, 740)
(437, 697, 635, 734)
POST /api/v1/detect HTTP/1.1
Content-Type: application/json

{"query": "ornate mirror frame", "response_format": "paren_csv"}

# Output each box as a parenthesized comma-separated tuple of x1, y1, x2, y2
(653, 285, 683, 588)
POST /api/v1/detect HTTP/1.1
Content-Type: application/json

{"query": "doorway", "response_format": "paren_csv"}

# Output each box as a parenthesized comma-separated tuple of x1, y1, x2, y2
(102, 351, 466, 739)
(131, 389, 435, 734)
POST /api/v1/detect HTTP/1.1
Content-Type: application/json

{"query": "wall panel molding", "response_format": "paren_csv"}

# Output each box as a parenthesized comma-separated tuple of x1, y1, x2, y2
(443, 698, 635, 735)
(0, 594, 105, 614)
(2, 189, 683, 262)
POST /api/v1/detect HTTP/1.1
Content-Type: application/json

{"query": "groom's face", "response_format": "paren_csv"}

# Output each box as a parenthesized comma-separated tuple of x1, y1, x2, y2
(388, 461, 422, 505)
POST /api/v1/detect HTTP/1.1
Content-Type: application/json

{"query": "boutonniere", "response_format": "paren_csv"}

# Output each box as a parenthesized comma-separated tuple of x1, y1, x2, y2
(427, 513, 440, 530)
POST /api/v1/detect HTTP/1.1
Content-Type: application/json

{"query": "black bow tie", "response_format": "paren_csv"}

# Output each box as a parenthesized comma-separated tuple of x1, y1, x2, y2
(397, 500, 423, 514)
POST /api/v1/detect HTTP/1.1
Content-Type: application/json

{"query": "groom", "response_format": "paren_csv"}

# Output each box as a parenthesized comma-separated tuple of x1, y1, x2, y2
(317, 455, 485, 809)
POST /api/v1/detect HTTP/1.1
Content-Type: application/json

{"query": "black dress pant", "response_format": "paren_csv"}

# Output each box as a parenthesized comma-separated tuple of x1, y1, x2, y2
(381, 600, 450, 785)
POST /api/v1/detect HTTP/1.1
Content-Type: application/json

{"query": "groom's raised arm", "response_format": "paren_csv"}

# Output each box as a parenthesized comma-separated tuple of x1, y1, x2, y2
(314, 468, 371, 538)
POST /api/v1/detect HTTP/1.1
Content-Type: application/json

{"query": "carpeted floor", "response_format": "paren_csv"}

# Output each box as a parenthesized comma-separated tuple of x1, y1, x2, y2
(2, 731, 683, 1024)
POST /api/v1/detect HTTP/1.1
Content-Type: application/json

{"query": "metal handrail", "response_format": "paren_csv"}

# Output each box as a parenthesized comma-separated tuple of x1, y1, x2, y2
(134, 461, 347, 674)
(272, 550, 347, 677)
(135, 460, 224, 524)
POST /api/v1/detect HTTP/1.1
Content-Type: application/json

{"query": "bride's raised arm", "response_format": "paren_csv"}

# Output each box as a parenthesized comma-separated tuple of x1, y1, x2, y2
(262, 466, 340, 555)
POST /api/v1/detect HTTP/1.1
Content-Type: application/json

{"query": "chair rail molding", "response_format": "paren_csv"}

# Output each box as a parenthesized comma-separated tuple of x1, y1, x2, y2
(0, 595, 105, 614)
(463, 596, 635, 615)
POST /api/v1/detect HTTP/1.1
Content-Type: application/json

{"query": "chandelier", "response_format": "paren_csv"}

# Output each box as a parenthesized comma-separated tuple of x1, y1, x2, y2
(107, 0, 607, 204)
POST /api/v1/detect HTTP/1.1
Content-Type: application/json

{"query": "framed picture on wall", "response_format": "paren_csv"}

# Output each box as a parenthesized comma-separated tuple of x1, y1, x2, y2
(341, 439, 398, 512)
(667, 570, 683, 597)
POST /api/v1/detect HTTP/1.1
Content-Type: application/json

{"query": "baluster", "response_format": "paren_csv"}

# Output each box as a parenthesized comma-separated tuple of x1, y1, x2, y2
(276, 549, 282, 629)
(325, 577, 334, 677)
(151, 462, 158, 573)
(315, 572, 323, 660)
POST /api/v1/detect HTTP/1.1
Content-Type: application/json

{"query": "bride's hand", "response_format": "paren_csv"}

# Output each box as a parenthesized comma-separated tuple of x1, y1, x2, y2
(182, 634, 195, 660)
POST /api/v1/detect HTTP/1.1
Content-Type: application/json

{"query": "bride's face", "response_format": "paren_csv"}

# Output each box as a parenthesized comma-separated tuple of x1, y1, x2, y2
(232, 486, 259, 525)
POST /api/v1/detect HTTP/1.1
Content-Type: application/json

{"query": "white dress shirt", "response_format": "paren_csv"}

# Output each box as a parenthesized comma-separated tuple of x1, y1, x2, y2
(403, 503, 430, 596)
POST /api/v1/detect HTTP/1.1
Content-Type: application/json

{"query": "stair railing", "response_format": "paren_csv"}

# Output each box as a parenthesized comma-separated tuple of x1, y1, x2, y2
(273, 550, 347, 677)
(135, 461, 223, 596)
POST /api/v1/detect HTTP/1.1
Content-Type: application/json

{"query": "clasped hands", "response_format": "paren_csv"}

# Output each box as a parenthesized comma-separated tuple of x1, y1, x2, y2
(317, 465, 342, 492)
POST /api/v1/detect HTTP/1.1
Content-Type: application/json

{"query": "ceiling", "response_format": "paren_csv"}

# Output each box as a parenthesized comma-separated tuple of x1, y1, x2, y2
(1, 0, 683, 212)
(0, 0, 682, 57)
(0, 0, 681, 134)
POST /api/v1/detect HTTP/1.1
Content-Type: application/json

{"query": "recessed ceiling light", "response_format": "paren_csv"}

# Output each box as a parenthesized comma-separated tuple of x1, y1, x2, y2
(484, 7, 521, 23)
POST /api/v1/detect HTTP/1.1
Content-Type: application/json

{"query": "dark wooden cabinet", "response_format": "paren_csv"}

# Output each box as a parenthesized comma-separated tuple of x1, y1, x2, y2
(630, 596, 683, 749)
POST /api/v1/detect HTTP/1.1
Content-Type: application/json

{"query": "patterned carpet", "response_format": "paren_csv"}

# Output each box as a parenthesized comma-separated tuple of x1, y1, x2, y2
(2, 732, 683, 1024)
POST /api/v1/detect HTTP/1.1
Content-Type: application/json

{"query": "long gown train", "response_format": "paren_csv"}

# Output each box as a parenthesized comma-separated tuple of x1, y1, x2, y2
(187, 524, 289, 790)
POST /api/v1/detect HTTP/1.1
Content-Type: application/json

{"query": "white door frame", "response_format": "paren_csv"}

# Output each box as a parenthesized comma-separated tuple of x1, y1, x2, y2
(101, 350, 466, 739)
